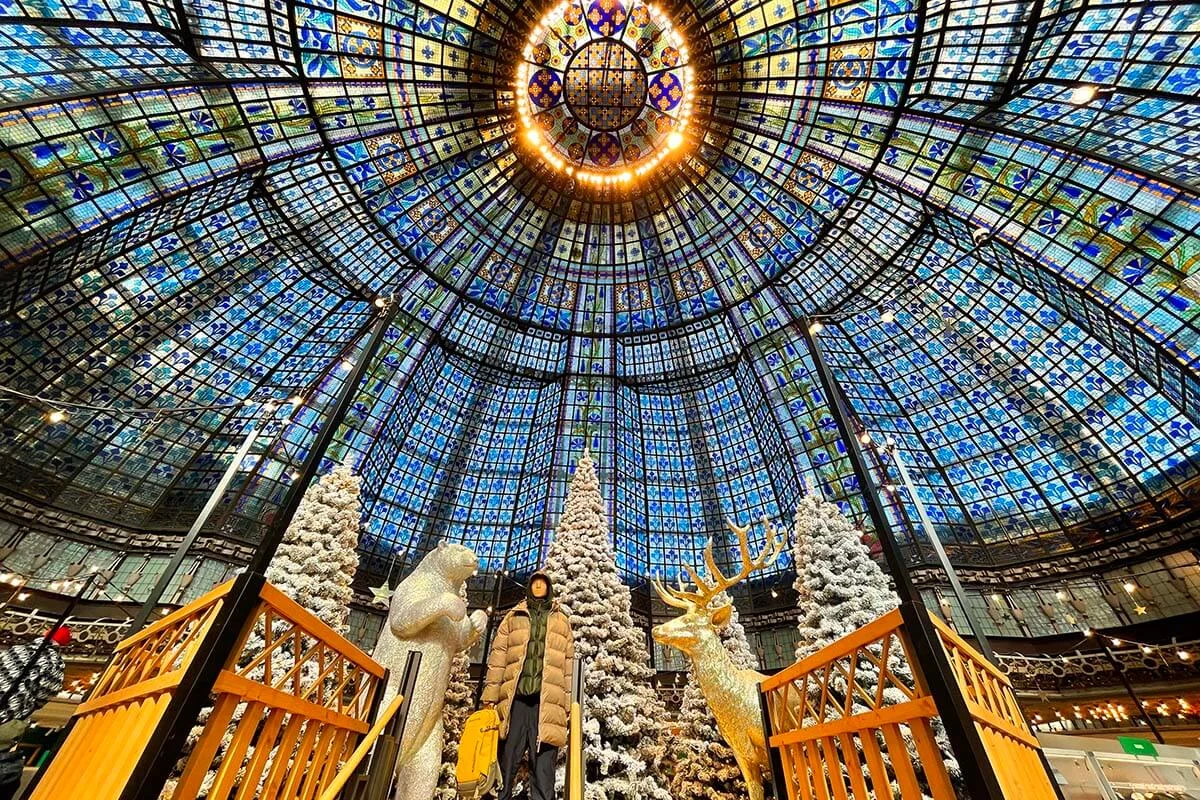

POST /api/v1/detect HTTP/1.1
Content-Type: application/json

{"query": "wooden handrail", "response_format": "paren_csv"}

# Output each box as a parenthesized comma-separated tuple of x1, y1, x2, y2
(258, 583, 387, 677)
(317, 693, 405, 800)
(760, 608, 905, 691)
(111, 579, 235, 653)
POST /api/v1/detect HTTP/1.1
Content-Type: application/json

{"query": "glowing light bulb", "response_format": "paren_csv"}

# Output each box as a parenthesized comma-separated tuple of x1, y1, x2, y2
(808, 321, 823, 334)
(1123, 581, 1136, 593)
(44, 409, 68, 424)
(1069, 84, 1098, 105)
(1179, 650, 1192, 661)
(859, 432, 872, 444)
(340, 359, 354, 371)
(881, 309, 895, 323)
(667, 131, 684, 149)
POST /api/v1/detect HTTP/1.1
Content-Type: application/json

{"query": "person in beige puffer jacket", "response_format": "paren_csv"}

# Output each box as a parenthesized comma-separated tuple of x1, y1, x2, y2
(481, 571, 574, 800)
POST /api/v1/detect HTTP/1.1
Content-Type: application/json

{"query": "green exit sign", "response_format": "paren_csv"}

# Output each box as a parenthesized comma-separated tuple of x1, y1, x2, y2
(1118, 736, 1158, 757)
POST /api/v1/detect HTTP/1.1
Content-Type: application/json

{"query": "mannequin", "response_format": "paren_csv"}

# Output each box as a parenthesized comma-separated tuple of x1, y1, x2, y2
(482, 572, 574, 800)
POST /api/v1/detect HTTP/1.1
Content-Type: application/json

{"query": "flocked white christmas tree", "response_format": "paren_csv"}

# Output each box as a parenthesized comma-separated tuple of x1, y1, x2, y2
(264, 461, 362, 635)
(792, 491, 961, 793)
(542, 448, 672, 800)
(667, 592, 756, 800)
(434, 602, 475, 800)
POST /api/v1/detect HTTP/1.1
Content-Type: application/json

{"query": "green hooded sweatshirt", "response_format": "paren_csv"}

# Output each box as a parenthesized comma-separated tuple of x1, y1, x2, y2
(516, 571, 553, 697)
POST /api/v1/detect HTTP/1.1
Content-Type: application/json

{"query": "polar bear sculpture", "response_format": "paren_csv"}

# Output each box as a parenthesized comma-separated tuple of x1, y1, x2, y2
(372, 543, 487, 800)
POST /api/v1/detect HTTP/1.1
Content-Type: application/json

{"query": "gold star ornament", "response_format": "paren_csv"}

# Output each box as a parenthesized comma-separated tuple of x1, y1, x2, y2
(1133, 604, 1147, 616)
(369, 582, 394, 607)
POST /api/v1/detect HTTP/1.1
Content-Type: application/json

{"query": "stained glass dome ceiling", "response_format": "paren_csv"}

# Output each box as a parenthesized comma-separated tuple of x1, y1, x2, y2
(0, 0, 1198, 583)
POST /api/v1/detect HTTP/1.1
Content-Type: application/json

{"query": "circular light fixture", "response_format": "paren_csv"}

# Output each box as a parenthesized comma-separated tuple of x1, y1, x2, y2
(514, 0, 694, 185)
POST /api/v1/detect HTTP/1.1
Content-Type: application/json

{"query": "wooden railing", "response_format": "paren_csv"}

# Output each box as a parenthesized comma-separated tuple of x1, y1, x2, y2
(31, 580, 235, 799)
(760, 608, 1056, 800)
(30, 578, 389, 800)
(927, 613, 1058, 800)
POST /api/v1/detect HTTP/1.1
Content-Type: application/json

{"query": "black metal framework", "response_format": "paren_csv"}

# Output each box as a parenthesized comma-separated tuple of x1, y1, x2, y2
(801, 317, 1013, 800)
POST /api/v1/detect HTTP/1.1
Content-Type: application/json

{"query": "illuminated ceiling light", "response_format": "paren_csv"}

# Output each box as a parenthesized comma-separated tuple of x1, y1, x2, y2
(1110, 638, 1122, 647)
(1083, 628, 1095, 637)
(1141, 645, 1153, 654)
(1179, 650, 1192, 661)
(289, 394, 304, 407)
(514, 0, 693, 186)
(808, 321, 823, 334)
(880, 309, 896, 323)
(43, 409, 68, 424)
(373, 296, 388, 309)
(859, 431, 872, 444)
(1123, 581, 1137, 593)
(1069, 84, 1098, 105)
(1055, 590, 1068, 600)
(339, 359, 354, 371)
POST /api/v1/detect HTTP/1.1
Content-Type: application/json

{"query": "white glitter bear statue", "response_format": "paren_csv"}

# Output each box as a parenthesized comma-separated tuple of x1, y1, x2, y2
(372, 542, 487, 800)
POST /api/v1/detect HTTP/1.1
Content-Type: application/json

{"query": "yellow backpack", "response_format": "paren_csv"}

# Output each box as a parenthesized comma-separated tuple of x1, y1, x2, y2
(456, 707, 502, 799)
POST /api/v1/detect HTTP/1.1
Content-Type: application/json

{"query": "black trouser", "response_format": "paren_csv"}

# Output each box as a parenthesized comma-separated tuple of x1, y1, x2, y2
(498, 694, 557, 800)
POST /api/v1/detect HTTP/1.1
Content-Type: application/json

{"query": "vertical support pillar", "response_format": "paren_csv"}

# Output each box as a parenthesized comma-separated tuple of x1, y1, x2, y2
(801, 319, 1009, 800)
(758, 683, 786, 800)
(1100, 643, 1164, 744)
(130, 418, 262, 632)
(116, 303, 398, 799)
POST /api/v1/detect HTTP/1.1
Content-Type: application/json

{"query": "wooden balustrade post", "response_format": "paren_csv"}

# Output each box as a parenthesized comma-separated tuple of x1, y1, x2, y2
(124, 569, 268, 799)
(801, 318, 1012, 800)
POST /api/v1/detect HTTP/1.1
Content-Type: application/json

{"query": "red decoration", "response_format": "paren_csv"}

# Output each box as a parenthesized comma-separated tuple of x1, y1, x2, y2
(46, 626, 72, 646)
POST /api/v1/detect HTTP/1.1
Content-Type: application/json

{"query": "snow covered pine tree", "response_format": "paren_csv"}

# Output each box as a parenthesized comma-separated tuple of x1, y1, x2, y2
(541, 448, 672, 800)
(791, 491, 962, 797)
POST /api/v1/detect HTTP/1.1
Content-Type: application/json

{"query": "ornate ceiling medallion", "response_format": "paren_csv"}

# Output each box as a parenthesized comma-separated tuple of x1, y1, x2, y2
(515, 0, 694, 187)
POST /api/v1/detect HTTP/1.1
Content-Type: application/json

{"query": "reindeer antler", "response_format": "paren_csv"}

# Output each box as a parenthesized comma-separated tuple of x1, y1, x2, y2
(654, 517, 785, 612)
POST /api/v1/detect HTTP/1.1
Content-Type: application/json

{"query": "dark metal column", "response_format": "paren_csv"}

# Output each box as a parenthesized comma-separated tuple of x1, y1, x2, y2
(245, 302, 398, 575)
(122, 301, 400, 799)
(876, 442, 996, 663)
(800, 318, 1008, 800)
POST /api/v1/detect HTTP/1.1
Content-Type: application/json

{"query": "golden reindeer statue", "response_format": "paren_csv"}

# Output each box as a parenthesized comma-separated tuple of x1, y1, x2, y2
(651, 518, 785, 800)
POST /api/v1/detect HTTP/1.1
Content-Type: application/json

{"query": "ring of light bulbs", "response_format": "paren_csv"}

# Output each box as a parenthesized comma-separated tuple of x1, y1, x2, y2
(514, 1, 695, 187)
